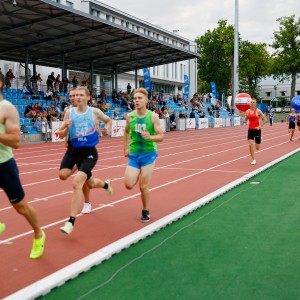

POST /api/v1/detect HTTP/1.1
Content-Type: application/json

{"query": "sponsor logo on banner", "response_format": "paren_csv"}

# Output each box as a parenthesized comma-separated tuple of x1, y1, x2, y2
(186, 118, 195, 129)
(51, 121, 64, 142)
(111, 120, 126, 137)
(214, 118, 224, 128)
(198, 118, 208, 129)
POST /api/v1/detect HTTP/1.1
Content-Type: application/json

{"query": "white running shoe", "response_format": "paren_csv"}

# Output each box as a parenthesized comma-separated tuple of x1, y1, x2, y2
(251, 160, 256, 165)
(60, 221, 73, 234)
(81, 203, 92, 214)
(105, 179, 113, 196)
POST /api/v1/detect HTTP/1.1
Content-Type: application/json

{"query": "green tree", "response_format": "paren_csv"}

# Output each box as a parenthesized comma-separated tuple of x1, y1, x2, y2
(195, 19, 234, 97)
(239, 41, 271, 99)
(271, 15, 300, 101)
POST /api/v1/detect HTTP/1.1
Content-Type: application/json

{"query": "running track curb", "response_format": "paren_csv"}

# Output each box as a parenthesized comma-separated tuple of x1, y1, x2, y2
(5, 148, 300, 300)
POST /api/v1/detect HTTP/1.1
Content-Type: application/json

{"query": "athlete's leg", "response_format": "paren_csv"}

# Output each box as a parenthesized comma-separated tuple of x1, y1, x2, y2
(12, 199, 43, 239)
(124, 165, 141, 190)
(70, 171, 87, 217)
(139, 162, 155, 211)
(248, 139, 255, 160)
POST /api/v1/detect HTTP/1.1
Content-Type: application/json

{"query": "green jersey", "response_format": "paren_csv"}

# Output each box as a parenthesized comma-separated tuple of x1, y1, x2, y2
(129, 110, 157, 153)
(0, 100, 13, 163)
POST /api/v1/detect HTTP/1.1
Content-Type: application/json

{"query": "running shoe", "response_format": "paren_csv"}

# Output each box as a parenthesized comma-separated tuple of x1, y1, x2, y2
(141, 210, 150, 222)
(251, 160, 256, 165)
(81, 203, 92, 214)
(60, 221, 73, 234)
(0, 222, 6, 235)
(105, 179, 113, 196)
(29, 230, 46, 259)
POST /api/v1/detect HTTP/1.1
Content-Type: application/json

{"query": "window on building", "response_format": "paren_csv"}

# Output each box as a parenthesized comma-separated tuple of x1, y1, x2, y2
(297, 90, 300, 95)
(66, 1, 73, 7)
(106, 15, 110, 21)
(266, 92, 271, 97)
(281, 91, 286, 96)
(175, 62, 177, 80)
(166, 64, 169, 78)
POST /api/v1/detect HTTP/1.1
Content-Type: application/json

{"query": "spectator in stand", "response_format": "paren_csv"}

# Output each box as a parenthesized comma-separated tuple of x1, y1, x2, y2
(33, 103, 40, 115)
(113, 111, 119, 120)
(24, 103, 36, 118)
(199, 109, 205, 118)
(179, 111, 185, 119)
(47, 72, 55, 90)
(61, 98, 69, 111)
(22, 82, 33, 95)
(44, 89, 53, 100)
(215, 110, 220, 118)
(62, 76, 70, 92)
(126, 83, 132, 94)
(100, 89, 106, 100)
(55, 74, 61, 93)
(30, 72, 38, 90)
(170, 120, 176, 131)
(32, 89, 39, 100)
(162, 108, 170, 131)
(39, 103, 48, 118)
(37, 73, 43, 86)
(121, 97, 129, 110)
(72, 75, 78, 88)
(112, 88, 118, 104)
(189, 110, 195, 118)
(99, 101, 108, 112)
(5, 69, 15, 88)
(33, 116, 43, 132)
(170, 112, 176, 122)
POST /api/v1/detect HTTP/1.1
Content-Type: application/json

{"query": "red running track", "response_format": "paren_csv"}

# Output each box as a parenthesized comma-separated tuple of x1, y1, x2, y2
(0, 123, 299, 298)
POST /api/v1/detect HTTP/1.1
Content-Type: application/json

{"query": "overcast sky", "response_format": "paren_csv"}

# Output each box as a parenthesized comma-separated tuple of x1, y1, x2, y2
(99, 0, 299, 45)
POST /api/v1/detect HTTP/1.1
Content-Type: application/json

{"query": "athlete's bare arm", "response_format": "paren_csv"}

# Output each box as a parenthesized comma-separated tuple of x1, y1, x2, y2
(0, 102, 21, 149)
(123, 113, 131, 157)
(257, 109, 267, 129)
(58, 109, 71, 139)
(93, 108, 112, 136)
(141, 113, 164, 142)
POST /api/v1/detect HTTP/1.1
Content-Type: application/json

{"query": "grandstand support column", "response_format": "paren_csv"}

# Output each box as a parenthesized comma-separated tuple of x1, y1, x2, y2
(114, 65, 118, 91)
(111, 70, 115, 90)
(90, 60, 94, 92)
(33, 63, 36, 76)
(135, 68, 138, 89)
(25, 47, 29, 82)
(61, 53, 66, 78)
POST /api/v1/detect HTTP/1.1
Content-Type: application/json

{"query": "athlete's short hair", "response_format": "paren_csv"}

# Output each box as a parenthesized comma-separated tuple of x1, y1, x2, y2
(76, 86, 90, 97)
(133, 88, 149, 99)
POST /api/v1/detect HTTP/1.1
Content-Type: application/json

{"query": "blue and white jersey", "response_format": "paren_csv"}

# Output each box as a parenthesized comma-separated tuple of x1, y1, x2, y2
(69, 106, 99, 148)
(289, 114, 296, 124)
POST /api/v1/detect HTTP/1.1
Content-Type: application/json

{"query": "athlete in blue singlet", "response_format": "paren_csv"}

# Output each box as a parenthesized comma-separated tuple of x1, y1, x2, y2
(58, 86, 113, 235)
(286, 108, 296, 141)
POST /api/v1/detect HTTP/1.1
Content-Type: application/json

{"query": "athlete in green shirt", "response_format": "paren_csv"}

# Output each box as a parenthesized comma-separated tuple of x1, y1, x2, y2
(0, 73, 45, 258)
(124, 88, 164, 222)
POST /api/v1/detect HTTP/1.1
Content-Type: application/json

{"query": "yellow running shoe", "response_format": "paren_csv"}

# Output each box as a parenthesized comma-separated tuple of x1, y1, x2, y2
(0, 222, 5, 235)
(105, 179, 113, 196)
(29, 230, 46, 259)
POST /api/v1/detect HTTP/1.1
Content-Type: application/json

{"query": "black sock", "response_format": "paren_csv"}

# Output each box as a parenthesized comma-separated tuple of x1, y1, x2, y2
(103, 182, 108, 189)
(68, 216, 76, 225)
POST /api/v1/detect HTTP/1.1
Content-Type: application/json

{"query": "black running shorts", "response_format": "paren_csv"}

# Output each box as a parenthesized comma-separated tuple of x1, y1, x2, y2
(248, 128, 261, 144)
(0, 158, 25, 204)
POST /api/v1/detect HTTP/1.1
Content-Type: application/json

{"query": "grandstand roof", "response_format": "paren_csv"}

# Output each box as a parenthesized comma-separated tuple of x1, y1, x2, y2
(0, 0, 199, 75)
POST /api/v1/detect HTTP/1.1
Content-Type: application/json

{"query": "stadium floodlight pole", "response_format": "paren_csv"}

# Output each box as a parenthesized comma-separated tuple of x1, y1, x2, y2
(233, 0, 239, 110)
